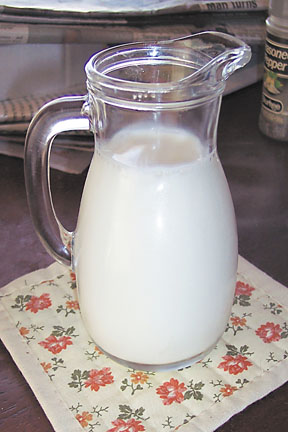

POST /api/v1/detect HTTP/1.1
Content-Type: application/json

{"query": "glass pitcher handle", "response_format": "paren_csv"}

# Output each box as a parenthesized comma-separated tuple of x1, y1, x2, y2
(24, 95, 90, 267)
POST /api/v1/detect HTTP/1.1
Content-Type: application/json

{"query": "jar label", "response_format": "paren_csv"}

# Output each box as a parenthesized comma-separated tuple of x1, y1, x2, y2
(262, 32, 288, 115)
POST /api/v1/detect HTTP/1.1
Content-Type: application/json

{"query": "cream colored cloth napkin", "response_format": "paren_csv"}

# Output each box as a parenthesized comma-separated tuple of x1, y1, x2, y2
(1, 256, 287, 432)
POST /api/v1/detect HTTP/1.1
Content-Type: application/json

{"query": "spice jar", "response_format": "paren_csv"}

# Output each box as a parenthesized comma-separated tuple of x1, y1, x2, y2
(259, 0, 288, 141)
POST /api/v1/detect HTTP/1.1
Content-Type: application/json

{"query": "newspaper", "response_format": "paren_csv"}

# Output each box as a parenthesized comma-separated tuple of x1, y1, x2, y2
(0, 85, 94, 173)
(0, 0, 268, 45)
(0, 5, 268, 46)
(0, 85, 86, 125)
(0, 1, 269, 16)
(0, 14, 267, 45)
(0, 136, 93, 173)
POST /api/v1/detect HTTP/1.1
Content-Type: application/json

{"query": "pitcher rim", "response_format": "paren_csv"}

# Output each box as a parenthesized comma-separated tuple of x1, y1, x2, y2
(85, 32, 250, 93)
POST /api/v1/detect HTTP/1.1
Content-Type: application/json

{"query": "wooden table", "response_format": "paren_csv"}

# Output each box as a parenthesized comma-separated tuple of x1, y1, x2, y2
(1, 82, 287, 431)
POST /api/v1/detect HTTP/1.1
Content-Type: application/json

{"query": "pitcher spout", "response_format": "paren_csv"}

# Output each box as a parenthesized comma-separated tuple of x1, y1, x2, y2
(166, 31, 251, 87)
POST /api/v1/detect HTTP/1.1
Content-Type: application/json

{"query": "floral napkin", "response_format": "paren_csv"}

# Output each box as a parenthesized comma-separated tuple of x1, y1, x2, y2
(0, 256, 287, 432)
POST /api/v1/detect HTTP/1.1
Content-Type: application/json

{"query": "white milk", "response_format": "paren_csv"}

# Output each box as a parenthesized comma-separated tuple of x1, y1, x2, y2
(73, 126, 238, 368)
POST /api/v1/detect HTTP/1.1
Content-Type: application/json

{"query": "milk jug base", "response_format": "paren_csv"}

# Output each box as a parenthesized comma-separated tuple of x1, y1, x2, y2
(96, 343, 217, 372)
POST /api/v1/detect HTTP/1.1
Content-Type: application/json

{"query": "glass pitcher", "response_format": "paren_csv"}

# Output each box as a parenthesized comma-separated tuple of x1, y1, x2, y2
(25, 32, 251, 371)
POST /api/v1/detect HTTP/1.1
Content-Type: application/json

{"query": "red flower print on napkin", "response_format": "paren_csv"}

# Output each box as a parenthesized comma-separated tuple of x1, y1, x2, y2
(131, 371, 149, 385)
(19, 326, 29, 337)
(230, 316, 247, 327)
(219, 384, 238, 397)
(256, 322, 282, 343)
(84, 367, 114, 391)
(70, 270, 76, 282)
(40, 362, 52, 373)
(156, 378, 187, 405)
(39, 335, 73, 354)
(25, 293, 52, 313)
(107, 418, 145, 432)
(76, 411, 93, 428)
(235, 281, 255, 297)
(66, 300, 79, 310)
(218, 354, 252, 375)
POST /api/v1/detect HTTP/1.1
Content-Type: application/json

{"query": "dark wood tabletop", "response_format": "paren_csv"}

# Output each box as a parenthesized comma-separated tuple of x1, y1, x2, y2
(0, 82, 287, 431)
